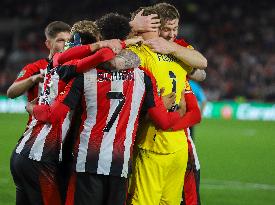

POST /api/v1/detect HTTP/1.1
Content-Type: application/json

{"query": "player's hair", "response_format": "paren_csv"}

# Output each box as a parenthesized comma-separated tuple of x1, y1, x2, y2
(141, 6, 159, 17)
(44, 21, 71, 39)
(70, 20, 100, 44)
(130, 6, 159, 23)
(153, 2, 180, 26)
(96, 13, 131, 40)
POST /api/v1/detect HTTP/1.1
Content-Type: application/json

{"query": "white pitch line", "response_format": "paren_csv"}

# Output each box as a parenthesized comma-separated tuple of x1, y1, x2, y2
(201, 179, 275, 191)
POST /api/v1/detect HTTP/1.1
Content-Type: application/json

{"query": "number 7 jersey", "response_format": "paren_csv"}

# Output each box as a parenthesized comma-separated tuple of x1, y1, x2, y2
(129, 44, 192, 154)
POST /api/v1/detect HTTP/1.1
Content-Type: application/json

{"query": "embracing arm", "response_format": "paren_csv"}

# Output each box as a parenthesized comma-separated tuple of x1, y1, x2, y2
(188, 68, 206, 82)
(7, 74, 43, 98)
(144, 37, 207, 69)
(171, 92, 201, 131)
(169, 42, 207, 69)
(31, 102, 70, 124)
(26, 75, 83, 124)
(75, 48, 115, 72)
(54, 39, 125, 66)
(147, 103, 181, 131)
(142, 69, 182, 130)
(7, 61, 45, 99)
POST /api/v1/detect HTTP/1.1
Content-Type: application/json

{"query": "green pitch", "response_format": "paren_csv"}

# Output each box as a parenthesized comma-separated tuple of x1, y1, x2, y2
(0, 113, 274, 205)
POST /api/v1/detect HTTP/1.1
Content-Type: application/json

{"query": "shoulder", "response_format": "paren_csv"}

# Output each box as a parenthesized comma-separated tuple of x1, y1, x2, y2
(22, 58, 48, 72)
(174, 38, 194, 49)
(32, 58, 49, 69)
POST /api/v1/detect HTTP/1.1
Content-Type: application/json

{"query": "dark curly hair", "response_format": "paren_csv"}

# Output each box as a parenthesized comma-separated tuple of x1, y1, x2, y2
(96, 13, 131, 40)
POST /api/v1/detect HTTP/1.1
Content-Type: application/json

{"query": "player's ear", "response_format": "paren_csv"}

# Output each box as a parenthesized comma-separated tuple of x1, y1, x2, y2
(45, 39, 52, 50)
(157, 29, 160, 36)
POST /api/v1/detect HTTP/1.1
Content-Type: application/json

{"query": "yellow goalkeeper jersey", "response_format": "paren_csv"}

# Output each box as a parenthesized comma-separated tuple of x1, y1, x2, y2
(129, 44, 192, 154)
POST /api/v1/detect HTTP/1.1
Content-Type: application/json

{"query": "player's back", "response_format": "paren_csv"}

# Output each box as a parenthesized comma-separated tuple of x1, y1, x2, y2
(75, 67, 149, 177)
(129, 44, 190, 154)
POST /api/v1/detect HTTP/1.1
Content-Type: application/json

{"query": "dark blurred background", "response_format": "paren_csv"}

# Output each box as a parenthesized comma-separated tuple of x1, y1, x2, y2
(0, 0, 274, 101)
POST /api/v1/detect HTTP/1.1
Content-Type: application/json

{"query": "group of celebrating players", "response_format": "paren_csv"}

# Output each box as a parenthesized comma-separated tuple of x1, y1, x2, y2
(7, 2, 207, 205)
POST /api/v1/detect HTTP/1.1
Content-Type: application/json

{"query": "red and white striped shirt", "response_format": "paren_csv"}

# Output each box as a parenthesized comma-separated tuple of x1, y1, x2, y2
(15, 58, 49, 126)
(15, 47, 115, 164)
(15, 62, 79, 163)
(33, 67, 182, 177)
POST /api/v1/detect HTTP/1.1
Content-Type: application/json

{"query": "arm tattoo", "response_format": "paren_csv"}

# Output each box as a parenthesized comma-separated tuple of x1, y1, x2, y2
(116, 50, 140, 69)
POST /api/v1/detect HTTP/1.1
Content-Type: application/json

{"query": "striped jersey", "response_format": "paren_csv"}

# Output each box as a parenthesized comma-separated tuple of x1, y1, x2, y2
(73, 68, 166, 177)
(15, 58, 49, 126)
(15, 47, 116, 164)
(15, 60, 79, 164)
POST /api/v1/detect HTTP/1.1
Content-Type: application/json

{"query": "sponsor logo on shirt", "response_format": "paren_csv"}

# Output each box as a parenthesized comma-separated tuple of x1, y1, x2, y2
(97, 70, 135, 82)
(17, 70, 26, 79)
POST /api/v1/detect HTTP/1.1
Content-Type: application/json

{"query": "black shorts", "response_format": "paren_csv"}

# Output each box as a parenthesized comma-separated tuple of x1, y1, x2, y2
(66, 172, 128, 205)
(10, 150, 62, 205)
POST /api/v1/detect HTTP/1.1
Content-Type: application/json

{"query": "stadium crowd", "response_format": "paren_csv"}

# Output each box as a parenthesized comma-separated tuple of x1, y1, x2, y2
(0, 0, 274, 101)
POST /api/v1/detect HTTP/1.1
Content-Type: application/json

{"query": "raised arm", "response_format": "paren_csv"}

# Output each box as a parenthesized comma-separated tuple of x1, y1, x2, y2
(129, 9, 161, 33)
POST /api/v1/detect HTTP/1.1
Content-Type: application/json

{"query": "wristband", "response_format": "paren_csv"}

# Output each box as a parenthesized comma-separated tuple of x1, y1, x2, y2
(121, 41, 126, 49)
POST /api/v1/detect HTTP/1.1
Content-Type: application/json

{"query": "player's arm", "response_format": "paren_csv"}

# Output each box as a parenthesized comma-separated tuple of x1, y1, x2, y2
(188, 68, 206, 82)
(129, 9, 161, 33)
(7, 64, 44, 99)
(54, 39, 125, 66)
(57, 49, 140, 83)
(171, 83, 201, 131)
(101, 50, 141, 71)
(142, 69, 183, 130)
(55, 47, 116, 80)
(72, 40, 142, 72)
(74, 48, 116, 73)
(144, 37, 207, 69)
(26, 75, 84, 124)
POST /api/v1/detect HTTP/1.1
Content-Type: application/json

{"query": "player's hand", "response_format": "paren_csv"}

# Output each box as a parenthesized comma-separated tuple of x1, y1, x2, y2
(25, 97, 38, 115)
(188, 68, 206, 82)
(160, 88, 176, 110)
(177, 90, 186, 116)
(144, 37, 175, 54)
(130, 9, 161, 33)
(125, 36, 144, 46)
(97, 39, 122, 54)
(31, 73, 44, 84)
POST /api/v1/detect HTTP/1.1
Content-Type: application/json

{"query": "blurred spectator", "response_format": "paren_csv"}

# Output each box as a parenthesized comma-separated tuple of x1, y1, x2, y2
(0, 0, 274, 101)
(189, 79, 207, 140)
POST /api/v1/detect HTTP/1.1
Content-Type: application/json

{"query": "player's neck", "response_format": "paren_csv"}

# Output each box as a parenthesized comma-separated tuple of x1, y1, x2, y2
(141, 32, 159, 41)
(48, 52, 53, 60)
